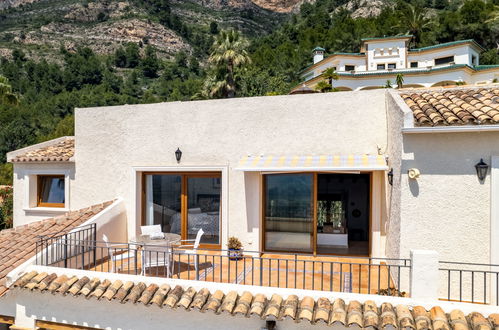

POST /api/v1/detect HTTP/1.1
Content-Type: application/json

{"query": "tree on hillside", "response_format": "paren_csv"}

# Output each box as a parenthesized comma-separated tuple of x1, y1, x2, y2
(394, 3, 432, 45)
(204, 30, 251, 98)
(141, 45, 160, 78)
(0, 75, 19, 105)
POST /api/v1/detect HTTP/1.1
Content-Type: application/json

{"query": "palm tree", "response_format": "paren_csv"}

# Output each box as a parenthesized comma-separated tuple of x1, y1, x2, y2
(322, 67, 339, 88)
(384, 80, 393, 89)
(395, 74, 404, 89)
(0, 75, 19, 106)
(394, 3, 432, 45)
(206, 30, 251, 98)
(315, 80, 332, 93)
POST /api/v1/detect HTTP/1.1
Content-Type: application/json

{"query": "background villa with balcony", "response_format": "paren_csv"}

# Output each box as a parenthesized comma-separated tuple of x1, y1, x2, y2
(294, 36, 499, 92)
(1, 86, 499, 328)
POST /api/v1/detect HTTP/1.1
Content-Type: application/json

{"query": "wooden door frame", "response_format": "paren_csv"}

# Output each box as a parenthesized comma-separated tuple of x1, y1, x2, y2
(141, 171, 222, 249)
(261, 171, 372, 257)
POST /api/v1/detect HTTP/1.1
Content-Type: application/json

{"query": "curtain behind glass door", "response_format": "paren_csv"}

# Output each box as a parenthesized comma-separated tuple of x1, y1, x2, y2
(145, 174, 182, 234)
(264, 173, 313, 253)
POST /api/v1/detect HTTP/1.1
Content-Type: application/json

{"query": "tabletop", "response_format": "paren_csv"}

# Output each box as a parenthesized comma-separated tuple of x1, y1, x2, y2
(130, 233, 181, 246)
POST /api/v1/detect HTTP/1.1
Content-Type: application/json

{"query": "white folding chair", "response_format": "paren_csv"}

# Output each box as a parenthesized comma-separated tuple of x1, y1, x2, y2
(174, 228, 204, 272)
(103, 234, 136, 273)
(142, 245, 172, 277)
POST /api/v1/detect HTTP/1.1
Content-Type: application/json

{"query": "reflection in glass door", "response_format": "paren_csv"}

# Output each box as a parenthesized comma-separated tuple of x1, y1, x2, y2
(186, 176, 221, 245)
(144, 173, 221, 247)
(144, 174, 182, 235)
(264, 174, 313, 253)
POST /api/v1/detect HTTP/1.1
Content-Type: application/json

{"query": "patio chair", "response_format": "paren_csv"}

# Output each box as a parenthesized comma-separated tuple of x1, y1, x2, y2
(140, 225, 163, 238)
(103, 234, 136, 273)
(173, 228, 204, 273)
(142, 245, 172, 277)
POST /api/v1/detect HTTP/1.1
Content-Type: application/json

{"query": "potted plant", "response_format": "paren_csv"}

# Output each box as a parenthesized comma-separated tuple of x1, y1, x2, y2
(227, 236, 243, 260)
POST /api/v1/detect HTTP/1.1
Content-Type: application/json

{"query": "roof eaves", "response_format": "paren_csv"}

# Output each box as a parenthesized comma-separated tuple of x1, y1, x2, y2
(361, 34, 413, 41)
(409, 39, 485, 53)
(337, 64, 474, 77)
(299, 53, 366, 75)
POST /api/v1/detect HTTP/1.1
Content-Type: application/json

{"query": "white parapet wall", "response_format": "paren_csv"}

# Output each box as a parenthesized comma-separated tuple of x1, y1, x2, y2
(6, 198, 128, 287)
(3, 263, 499, 330)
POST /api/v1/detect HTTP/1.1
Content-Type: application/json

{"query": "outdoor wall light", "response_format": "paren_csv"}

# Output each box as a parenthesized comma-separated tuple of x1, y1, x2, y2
(475, 158, 489, 182)
(175, 147, 182, 163)
(387, 168, 394, 185)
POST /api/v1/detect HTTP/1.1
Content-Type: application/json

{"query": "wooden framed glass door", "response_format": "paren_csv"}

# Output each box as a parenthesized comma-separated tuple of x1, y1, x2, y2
(143, 172, 221, 248)
(262, 172, 371, 256)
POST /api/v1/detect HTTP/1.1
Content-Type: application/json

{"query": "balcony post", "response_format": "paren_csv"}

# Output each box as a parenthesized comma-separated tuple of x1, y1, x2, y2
(410, 250, 439, 301)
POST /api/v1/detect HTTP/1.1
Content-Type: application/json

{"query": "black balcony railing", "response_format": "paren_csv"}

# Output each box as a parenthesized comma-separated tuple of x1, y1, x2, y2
(35, 232, 411, 296)
(35, 223, 97, 268)
(439, 261, 499, 305)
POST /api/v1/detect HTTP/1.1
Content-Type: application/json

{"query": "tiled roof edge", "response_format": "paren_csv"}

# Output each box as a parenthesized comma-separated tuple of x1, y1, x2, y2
(7, 136, 75, 163)
(10, 270, 499, 328)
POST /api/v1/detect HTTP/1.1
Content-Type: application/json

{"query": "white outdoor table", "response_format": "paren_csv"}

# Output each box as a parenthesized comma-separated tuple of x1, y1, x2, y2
(130, 233, 181, 276)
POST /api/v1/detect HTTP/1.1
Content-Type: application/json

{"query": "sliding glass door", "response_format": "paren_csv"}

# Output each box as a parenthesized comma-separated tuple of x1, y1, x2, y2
(144, 173, 221, 247)
(264, 173, 314, 253)
(263, 172, 371, 256)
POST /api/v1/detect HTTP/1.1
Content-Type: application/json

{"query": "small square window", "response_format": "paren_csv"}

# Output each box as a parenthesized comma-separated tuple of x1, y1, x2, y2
(388, 63, 396, 69)
(377, 64, 386, 70)
(410, 62, 418, 68)
(38, 175, 65, 207)
(345, 65, 355, 71)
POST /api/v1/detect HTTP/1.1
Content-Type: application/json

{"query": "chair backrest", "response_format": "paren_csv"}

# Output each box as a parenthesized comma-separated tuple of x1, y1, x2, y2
(193, 228, 204, 250)
(102, 234, 110, 248)
(141, 225, 162, 235)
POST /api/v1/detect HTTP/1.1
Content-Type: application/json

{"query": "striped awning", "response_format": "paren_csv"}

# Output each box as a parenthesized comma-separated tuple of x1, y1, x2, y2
(236, 155, 388, 171)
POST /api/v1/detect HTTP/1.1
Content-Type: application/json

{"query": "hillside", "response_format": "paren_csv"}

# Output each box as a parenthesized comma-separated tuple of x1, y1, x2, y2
(0, 0, 498, 188)
(0, 0, 303, 61)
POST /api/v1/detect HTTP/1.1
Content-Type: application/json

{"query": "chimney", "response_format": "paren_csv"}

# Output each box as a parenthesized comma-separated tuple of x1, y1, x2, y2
(312, 46, 325, 64)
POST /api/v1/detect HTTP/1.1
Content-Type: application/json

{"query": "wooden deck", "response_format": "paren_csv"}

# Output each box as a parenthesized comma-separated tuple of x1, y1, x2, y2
(89, 250, 405, 295)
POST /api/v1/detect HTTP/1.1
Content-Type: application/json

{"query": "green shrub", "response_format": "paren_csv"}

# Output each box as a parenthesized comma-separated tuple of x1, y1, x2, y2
(0, 185, 13, 229)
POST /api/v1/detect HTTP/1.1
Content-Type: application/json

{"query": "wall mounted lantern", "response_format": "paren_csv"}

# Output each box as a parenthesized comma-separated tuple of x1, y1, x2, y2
(175, 148, 182, 163)
(475, 158, 489, 182)
(387, 168, 394, 185)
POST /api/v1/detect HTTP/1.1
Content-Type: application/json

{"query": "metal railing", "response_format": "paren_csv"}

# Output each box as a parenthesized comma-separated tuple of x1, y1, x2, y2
(439, 261, 499, 305)
(35, 224, 97, 268)
(35, 235, 411, 296)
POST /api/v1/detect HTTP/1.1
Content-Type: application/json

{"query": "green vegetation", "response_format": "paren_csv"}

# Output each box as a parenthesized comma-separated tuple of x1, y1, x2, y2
(0, 185, 13, 229)
(204, 30, 252, 98)
(0, 0, 498, 186)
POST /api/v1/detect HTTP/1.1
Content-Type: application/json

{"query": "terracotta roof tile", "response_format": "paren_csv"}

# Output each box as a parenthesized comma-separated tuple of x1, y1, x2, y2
(13, 272, 499, 328)
(401, 88, 499, 126)
(10, 137, 74, 163)
(0, 201, 112, 296)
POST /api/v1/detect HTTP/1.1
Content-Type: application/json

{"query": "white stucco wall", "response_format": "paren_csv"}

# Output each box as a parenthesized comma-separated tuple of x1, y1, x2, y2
(329, 68, 499, 91)
(12, 163, 74, 226)
(407, 45, 479, 68)
(311, 56, 366, 77)
(73, 92, 388, 251)
(398, 132, 499, 263)
(365, 39, 407, 70)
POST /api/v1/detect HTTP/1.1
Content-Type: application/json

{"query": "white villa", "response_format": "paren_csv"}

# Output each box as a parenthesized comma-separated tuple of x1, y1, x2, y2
(294, 36, 499, 92)
(0, 86, 499, 329)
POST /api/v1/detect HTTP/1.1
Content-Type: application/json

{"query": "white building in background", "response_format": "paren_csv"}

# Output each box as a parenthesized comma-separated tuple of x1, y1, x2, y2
(295, 36, 499, 92)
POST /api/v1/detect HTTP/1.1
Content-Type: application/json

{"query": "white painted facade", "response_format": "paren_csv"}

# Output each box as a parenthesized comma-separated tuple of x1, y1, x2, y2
(7, 86, 499, 268)
(299, 37, 499, 92)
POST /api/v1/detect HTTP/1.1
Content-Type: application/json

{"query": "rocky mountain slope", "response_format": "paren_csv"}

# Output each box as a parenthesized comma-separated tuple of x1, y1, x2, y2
(0, 0, 309, 61)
